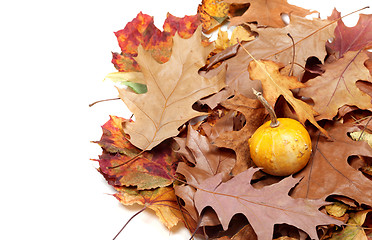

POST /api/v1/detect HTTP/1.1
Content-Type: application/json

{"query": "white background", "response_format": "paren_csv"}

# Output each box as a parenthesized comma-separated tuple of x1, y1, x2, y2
(0, 0, 370, 239)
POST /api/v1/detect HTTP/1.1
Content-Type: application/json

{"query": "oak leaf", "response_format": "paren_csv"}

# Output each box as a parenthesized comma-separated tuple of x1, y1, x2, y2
(97, 116, 180, 190)
(248, 59, 329, 137)
(112, 12, 200, 72)
(194, 168, 342, 240)
(291, 123, 372, 206)
(327, 9, 372, 58)
(213, 94, 266, 175)
(117, 26, 226, 150)
(114, 186, 196, 232)
(202, 15, 335, 108)
(299, 51, 372, 120)
(224, 0, 312, 28)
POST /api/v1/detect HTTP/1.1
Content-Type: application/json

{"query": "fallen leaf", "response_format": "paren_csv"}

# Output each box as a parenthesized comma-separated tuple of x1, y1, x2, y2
(202, 15, 335, 108)
(112, 12, 200, 72)
(327, 9, 372, 58)
(114, 186, 196, 232)
(198, 0, 229, 33)
(97, 116, 180, 190)
(248, 59, 329, 137)
(224, 0, 312, 27)
(330, 210, 372, 240)
(291, 123, 372, 206)
(213, 94, 266, 175)
(325, 202, 349, 218)
(350, 131, 372, 148)
(194, 168, 342, 240)
(299, 51, 372, 120)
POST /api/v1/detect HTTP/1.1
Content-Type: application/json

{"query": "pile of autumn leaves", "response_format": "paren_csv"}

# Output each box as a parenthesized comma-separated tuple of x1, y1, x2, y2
(94, 1, 372, 239)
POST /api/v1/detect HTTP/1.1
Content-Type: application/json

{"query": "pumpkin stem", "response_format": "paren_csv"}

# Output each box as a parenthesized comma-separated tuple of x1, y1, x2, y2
(252, 88, 280, 128)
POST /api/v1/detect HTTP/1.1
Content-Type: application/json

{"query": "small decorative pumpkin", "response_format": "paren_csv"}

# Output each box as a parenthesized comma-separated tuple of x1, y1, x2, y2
(249, 89, 312, 176)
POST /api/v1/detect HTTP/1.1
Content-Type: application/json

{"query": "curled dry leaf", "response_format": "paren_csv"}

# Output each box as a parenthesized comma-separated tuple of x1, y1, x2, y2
(117, 27, 226, 150)
(194, 168, 343, 240)
(248, 59, 329, 137)
(114, 186, 196, 232)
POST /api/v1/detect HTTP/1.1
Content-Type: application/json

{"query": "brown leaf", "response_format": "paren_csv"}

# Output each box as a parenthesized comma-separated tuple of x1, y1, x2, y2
(194, 168, 343, 240)
(214, 94, 266, 175)
(198, 0, 229, 33)
(202, 15, 335, 107)
(299, 51, 372, 120)
(225, 0, 312, 28)
(291, 123, 372, 206)
(327, 9, 372, 58)
(114, 186, 196, 232)
(248, 59, 329, 137)
(117, 26, 226, 150)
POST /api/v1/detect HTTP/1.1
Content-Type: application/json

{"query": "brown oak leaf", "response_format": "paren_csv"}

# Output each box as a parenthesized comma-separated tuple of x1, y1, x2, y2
(194, 168, 343, 240)
(299, 51, 372, 120)
(114, 186, 196, 232)
(202, 15, 335, 108)
(224, 0, 312, 28)
(327, 9, 372, 58)
(213, 94, 266, 175)
(97, 116, 180, 190)
(248, 59, 329, 137)
(291, 123, 372, 206)
(117, 26, 226, 150)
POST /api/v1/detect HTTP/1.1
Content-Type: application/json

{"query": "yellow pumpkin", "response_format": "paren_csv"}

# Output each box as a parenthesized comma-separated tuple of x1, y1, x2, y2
(249, 118, 312, 176)
(249, 89, 312, 176)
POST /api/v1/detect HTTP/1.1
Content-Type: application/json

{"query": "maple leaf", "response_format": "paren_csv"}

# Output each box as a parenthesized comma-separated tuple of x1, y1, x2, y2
(248, 59, 329, 137)
(114, 186, 196, 232)
(194, 168, 343, 240)
(327, 9, 372, 58)
(291, 123, 372, 206)
(117, 26, 226, 150)
(299, 51, 372, 120)
(97, 116, 180, 190)
(112, 12, 200, 72)
(224, 0, 312, 28)
(213, 94, 266, 175)
(202, 15, 335, 108)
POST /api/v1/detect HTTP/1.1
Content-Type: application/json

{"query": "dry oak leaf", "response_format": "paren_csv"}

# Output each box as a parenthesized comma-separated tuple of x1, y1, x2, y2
(97, 116, 180, 190)
(248, 59, 329, 137)
(327, 9, 372, 58)
(114, 186, 196, 232)
(224, 0, 312, 28)
(202, 15, 335, 108)
(174, 125, 235, 225)
(291, 123, 372, 206)
(117, 26, 226, 150)
(194, 168, 343, 240)
(299, 51, 372, 120)
(112, 12, 200, 72)
(213, 94, 266, 175)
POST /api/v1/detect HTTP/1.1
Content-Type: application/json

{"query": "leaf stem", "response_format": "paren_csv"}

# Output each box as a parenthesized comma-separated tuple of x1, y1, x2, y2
(252, 88, 279, 128)
(113, 206, 147, 240)
(89, 97, 120, 107)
